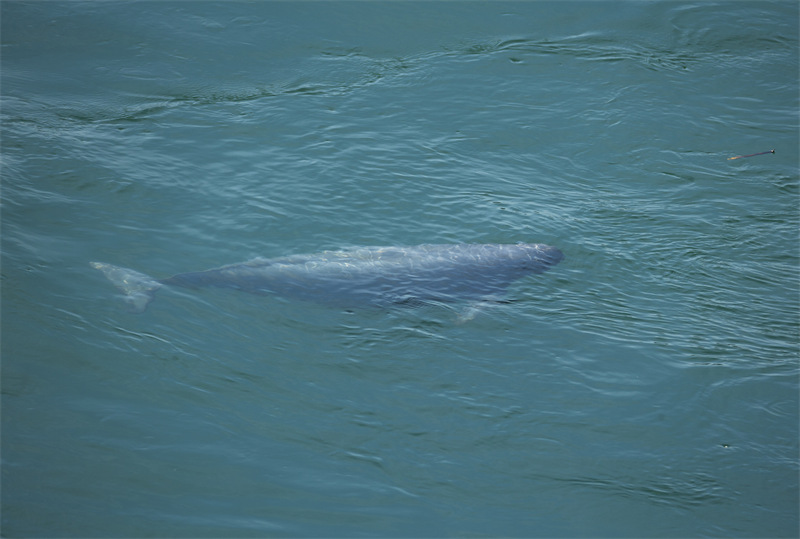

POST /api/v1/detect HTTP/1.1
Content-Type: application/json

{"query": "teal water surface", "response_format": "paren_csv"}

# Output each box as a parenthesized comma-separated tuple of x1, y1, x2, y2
(2, 2, 798, 537)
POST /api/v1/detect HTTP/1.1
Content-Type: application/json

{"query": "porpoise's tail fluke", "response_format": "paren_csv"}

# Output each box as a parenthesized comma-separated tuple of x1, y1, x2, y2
(90, 262, 162, 313)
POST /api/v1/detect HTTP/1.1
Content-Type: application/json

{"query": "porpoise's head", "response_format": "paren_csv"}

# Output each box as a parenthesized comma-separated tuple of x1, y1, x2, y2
(517, 243, 564, 273)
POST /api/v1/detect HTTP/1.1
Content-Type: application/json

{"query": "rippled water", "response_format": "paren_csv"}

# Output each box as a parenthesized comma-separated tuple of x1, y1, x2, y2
(2, 2, 798, 537)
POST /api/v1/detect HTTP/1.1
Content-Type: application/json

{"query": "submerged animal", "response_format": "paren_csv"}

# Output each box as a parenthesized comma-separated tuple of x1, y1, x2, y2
(91, 243, 564, 313)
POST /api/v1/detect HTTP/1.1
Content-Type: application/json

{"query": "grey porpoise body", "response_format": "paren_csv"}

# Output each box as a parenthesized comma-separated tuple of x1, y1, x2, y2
(91, 243, 564, 313)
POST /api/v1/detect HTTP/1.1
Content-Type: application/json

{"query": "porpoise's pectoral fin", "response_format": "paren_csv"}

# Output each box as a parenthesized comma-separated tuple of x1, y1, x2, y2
(455, 303, 483, 324)
(455, 297, 513, 324)
(90, 262, 162, 313)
